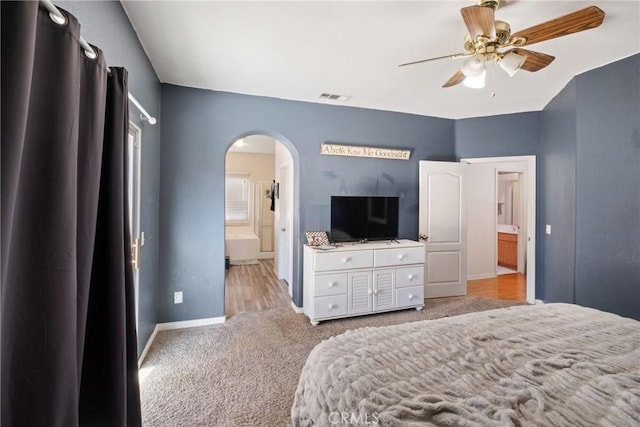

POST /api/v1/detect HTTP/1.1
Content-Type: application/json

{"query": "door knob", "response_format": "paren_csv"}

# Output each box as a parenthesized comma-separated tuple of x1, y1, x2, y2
(281, 228, 286, 232)
(132, 237, 141, 269)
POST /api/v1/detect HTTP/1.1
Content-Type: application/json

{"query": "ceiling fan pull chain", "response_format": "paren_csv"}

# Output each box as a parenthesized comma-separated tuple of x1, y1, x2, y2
(490, 60, 496, 98)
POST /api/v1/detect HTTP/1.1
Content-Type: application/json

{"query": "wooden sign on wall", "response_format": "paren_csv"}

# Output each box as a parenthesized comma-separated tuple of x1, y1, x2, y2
(320, 143, 411, 160)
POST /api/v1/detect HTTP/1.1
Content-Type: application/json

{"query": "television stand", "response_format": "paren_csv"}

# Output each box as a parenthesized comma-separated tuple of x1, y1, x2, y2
(303, 239, 425, 325)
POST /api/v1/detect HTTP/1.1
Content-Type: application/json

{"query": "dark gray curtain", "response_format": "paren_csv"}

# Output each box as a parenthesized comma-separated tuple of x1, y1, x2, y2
(1, 2, 142, 426)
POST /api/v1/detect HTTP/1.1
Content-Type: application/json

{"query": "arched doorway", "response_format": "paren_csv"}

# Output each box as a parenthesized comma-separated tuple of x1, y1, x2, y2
(223, 133, 297, 317)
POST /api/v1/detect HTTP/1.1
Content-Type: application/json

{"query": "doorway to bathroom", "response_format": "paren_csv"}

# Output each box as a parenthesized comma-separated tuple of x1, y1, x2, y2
(223, 134, 294, 317)
(496, 171, 526, 277)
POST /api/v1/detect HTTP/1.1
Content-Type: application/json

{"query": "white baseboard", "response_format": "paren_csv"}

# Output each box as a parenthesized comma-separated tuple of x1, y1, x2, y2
(290, 301, 304, 314)
(257, 252, 274, 259)
(467, 273, 497, 280)
(137, 315, 226, 367)
(156, 316, 226, 331)
(138, 325, 159, 368)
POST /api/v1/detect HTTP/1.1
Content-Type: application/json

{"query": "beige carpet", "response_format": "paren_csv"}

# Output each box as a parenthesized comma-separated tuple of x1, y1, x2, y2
(140, 296, 523, 426)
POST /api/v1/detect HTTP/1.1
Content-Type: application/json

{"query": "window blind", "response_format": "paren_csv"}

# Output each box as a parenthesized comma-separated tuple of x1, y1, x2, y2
(225, 173, 250, 223)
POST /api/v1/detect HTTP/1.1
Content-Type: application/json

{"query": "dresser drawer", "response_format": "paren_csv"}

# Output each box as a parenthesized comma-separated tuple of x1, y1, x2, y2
(314, 250, 373, 272)
(396, 285, 424, 308)
(314, 273, 348, 297)
(374, 246, 424, 267)
(395, 266, 423, 288)
(313, 294, 348, 319)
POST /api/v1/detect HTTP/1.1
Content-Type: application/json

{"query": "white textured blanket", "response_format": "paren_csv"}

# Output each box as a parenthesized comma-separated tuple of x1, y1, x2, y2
(292, 304, 640, 426)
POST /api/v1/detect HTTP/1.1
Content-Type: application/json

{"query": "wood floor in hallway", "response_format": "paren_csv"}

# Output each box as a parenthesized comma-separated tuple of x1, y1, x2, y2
(224, 258, 291, 317)
(467, 273, 527, 302)
(225, 261, 525, 318)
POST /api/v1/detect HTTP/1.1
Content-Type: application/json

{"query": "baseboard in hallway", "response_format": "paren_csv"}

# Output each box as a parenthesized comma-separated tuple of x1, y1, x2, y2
(497, 265, 517, 275)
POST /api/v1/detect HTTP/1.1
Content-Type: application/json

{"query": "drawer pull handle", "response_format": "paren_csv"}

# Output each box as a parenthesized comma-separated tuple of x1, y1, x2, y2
(408, 274, 414, 280)
(328, 282, 337, 287)
(408, 294, 414, 300)
(341, 257, 351, 264)
(398, 254, 406, 260)
(328, 303, 336, 310)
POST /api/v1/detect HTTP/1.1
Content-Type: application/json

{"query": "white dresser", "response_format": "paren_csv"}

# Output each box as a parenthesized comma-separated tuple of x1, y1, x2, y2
(303, 240, 425, 325)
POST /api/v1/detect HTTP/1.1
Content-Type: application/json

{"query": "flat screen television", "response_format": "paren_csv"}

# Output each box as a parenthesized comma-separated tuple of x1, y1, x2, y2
(330, 196, 399, 243)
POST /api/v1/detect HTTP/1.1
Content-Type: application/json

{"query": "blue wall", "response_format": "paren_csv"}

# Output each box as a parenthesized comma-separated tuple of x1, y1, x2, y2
(159, 86, 455, 320)
(539, 80, 577, 303)
(537, 54, 640, 320)
(454, 112, 541, 159)
(58, 1, 162, 353)
(574, 54, 640, 319)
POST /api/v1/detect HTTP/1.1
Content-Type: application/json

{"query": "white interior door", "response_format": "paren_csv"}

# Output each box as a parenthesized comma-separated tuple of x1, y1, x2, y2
(419, 161, 467, 298)
(127, 123, 142, 328)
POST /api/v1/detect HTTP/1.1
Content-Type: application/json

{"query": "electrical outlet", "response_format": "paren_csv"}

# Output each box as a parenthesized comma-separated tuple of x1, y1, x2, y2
(545, 225, 551, 235)
(174, 291, 183, 304)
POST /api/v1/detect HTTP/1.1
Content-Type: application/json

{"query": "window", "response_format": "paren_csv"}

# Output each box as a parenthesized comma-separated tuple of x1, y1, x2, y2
(225, 173, 250, 223)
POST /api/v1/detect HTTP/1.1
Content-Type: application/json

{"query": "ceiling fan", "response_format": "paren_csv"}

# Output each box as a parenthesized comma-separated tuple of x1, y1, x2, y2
(400, 0, 605, 89)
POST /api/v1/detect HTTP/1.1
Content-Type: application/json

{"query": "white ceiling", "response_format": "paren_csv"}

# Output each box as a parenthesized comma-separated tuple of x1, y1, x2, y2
(228, 135, 276, 154)
(122, 1, 640, 120)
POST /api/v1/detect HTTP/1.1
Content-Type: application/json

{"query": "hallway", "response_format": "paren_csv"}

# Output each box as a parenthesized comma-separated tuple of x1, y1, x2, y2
(467, 273, 526, 302)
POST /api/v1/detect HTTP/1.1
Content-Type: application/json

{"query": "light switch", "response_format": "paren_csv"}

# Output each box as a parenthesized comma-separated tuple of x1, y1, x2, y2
(545, 225, 551, 235)
(174, 291, 183, 304)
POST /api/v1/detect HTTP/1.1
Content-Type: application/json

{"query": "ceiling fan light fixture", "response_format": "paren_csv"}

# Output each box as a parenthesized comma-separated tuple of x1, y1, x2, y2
(461, 54, 486, 78)
(463, 70, 486, 89)
(499, 52, 527, 77)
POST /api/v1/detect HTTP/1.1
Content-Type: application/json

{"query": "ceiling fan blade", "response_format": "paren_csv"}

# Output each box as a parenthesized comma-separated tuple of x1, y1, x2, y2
(460, 5, 496, 39)
(509, 48, 555, 72)
(511, 6, 605, 47)
(442, 70, 465, 88)
(398, 53, 468, 67)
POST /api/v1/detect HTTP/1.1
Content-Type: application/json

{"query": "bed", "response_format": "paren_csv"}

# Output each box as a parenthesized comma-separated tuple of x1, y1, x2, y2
(292, 303, 640, 426)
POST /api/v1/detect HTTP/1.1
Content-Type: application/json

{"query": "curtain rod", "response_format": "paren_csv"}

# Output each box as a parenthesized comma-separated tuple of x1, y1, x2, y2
(40, 0, 157, 126)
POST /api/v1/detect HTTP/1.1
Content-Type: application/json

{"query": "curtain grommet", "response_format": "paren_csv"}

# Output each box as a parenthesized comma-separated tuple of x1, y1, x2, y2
(84, 49, 98, 60)
(49, 10, 67, 26)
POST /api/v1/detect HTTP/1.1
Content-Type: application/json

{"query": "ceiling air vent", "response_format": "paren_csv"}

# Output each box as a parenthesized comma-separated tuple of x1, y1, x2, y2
(318, 93, 351, 102)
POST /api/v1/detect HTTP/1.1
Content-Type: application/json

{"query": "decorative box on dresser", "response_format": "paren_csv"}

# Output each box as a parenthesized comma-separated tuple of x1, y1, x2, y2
(303, 239, 425, 326)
